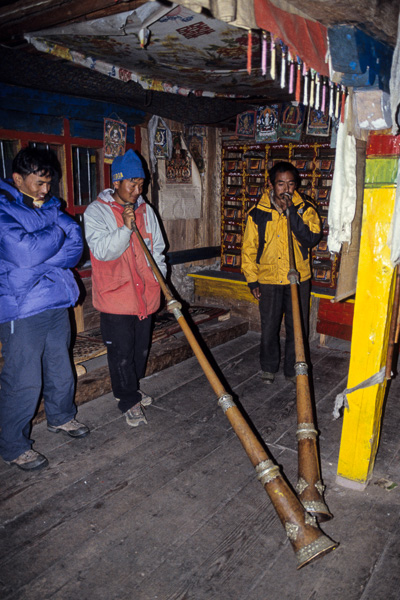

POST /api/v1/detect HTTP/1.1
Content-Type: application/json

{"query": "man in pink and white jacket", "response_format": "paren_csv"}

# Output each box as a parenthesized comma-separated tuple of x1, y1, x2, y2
(84, 149, 166, 428)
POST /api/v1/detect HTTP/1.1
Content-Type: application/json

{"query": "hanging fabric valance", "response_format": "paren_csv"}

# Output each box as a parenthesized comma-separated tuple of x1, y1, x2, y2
(254, 0, 329, 77)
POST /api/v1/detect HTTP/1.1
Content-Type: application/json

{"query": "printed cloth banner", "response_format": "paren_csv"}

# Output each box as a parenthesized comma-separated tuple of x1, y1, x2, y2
(154, 127, 170, 159)
(166, 132, 192, 184)
(278, 102, 305, 140)
(186, 126, 206, 173)
(104, 118, 127, 164)
(236, 111, 256, 138)
(158, 132, 202, 220)
(307, 108, 331, 136)
(256, 105, 279, 142)
(148, 114, 173, 173)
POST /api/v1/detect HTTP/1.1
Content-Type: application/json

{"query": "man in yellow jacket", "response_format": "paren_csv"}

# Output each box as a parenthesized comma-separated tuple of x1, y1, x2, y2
(241, 161, 321, 384)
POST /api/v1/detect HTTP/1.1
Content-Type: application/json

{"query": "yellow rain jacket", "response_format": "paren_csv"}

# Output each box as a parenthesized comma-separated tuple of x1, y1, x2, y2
(241, 189, 321, 287)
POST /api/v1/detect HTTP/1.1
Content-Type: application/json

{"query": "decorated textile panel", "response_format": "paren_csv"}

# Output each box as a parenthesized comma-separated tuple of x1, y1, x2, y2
(153, 123, 206, 175)
(103, 117, 127, 163)
(165, 132, 192, 184)
(185, 126, 206, 173)
(29, 4, 349, 103)
(153, 126, 169, 160)
(28, 5, 263, 98)
(156, 129, 202, 221)
(246, 29, 348, 118)
(236, 102, 332, 142)
(236, 28, 347, 142)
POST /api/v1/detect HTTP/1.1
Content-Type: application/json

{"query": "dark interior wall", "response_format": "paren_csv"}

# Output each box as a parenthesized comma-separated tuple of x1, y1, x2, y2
(0, 83, 145, 140)
(141, 119, 221, 257)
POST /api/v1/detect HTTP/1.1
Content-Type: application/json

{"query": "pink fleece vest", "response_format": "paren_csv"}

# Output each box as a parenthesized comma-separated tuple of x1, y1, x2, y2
(90, 200, 161, 318)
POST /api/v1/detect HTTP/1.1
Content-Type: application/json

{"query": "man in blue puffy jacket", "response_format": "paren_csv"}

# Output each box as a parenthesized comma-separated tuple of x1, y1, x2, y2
(0, 147, 89, 472)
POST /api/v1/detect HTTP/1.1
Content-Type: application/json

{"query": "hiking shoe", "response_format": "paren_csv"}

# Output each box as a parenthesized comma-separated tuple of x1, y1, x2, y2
(6, 449, 48, 471)
(125, 404, 148, 428)
(261, 371, 275, 384)
(285, 375, 297, 385)
(139, 390, 153, 407)
(115, 391, 153, 407)
(47, 419, 89, 438)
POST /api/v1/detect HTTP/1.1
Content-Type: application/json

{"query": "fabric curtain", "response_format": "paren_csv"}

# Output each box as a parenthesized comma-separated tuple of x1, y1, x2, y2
(327, 97, 357, 254)
(254, 0, 329, 76)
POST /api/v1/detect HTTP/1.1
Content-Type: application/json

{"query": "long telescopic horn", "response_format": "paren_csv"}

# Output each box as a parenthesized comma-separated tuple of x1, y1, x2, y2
(285, 205, 333, 522)
(132, 223, 338, 567)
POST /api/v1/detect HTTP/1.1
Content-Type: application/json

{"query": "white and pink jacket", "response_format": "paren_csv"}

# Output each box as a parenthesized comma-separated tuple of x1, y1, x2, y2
(84, 190, 166, 318)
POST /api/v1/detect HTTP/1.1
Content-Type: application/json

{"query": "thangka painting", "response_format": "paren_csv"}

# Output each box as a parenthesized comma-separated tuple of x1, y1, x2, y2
(165, 132, 192, 184)
(256, 105, 279, 143)
(188, 132, 205, 172)
(185, 125, 205, 172)
(236, 111, 256, 138)
(154, 126, 169, 159)
(103, 118, 127, 164)
(277, 103, 306, 141)
(306, 108, 331, 137)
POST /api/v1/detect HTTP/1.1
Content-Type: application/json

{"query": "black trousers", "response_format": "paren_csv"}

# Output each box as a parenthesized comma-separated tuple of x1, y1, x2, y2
(258, 280, 311, 378)
(100, 313, 152, 413)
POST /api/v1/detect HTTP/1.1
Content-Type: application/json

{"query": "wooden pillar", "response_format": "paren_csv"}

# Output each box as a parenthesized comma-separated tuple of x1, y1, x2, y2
(336, 133, 400, 489)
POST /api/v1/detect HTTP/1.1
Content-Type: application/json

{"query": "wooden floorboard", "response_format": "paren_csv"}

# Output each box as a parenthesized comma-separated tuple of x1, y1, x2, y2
(1, 331, 400, 600)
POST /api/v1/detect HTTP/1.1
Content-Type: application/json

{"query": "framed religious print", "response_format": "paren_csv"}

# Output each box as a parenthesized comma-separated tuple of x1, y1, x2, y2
(103, 117, 127, 164)
(306, 108, 331, 136)
(165, 132, 192, 184)
(154, 126, 169, 159)
(236, 111, 256, 138)
(277, 103, 305, 141)
(256, 104, 279, 143)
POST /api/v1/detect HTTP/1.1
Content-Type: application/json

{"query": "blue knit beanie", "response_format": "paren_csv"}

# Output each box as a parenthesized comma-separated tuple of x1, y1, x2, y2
(111, 149, 145, 182)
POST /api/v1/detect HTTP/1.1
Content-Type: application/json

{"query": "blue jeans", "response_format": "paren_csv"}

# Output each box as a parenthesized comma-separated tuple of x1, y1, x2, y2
(0, 308, 76, 461)
(259, 280, 311, 378)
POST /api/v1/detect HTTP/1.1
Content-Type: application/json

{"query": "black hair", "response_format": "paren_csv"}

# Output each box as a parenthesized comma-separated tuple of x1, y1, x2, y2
(268, 161, 300, 188)
(12, 147, 62, 180)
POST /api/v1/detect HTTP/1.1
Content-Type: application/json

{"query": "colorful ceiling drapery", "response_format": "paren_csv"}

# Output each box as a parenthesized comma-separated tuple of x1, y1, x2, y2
(27, 0, 349, 114)
(27, 3, 264, 99)
(254, 0, 329, 77)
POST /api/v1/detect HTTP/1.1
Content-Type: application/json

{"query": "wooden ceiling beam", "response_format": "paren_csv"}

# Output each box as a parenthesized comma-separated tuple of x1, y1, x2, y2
(0, 0, 148, 44)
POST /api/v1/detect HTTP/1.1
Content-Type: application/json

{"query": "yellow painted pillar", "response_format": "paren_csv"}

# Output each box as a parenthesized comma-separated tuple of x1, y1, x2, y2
(337, 133, 399, 489)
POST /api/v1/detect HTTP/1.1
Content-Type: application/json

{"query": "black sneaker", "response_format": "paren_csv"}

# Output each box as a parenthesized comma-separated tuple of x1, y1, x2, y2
(47, 419, 89, 438)
(6, 449, 48, 471)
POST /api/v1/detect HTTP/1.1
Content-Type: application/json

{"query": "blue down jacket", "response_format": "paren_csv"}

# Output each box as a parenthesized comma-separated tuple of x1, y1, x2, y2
(0, 179, 83, 324)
